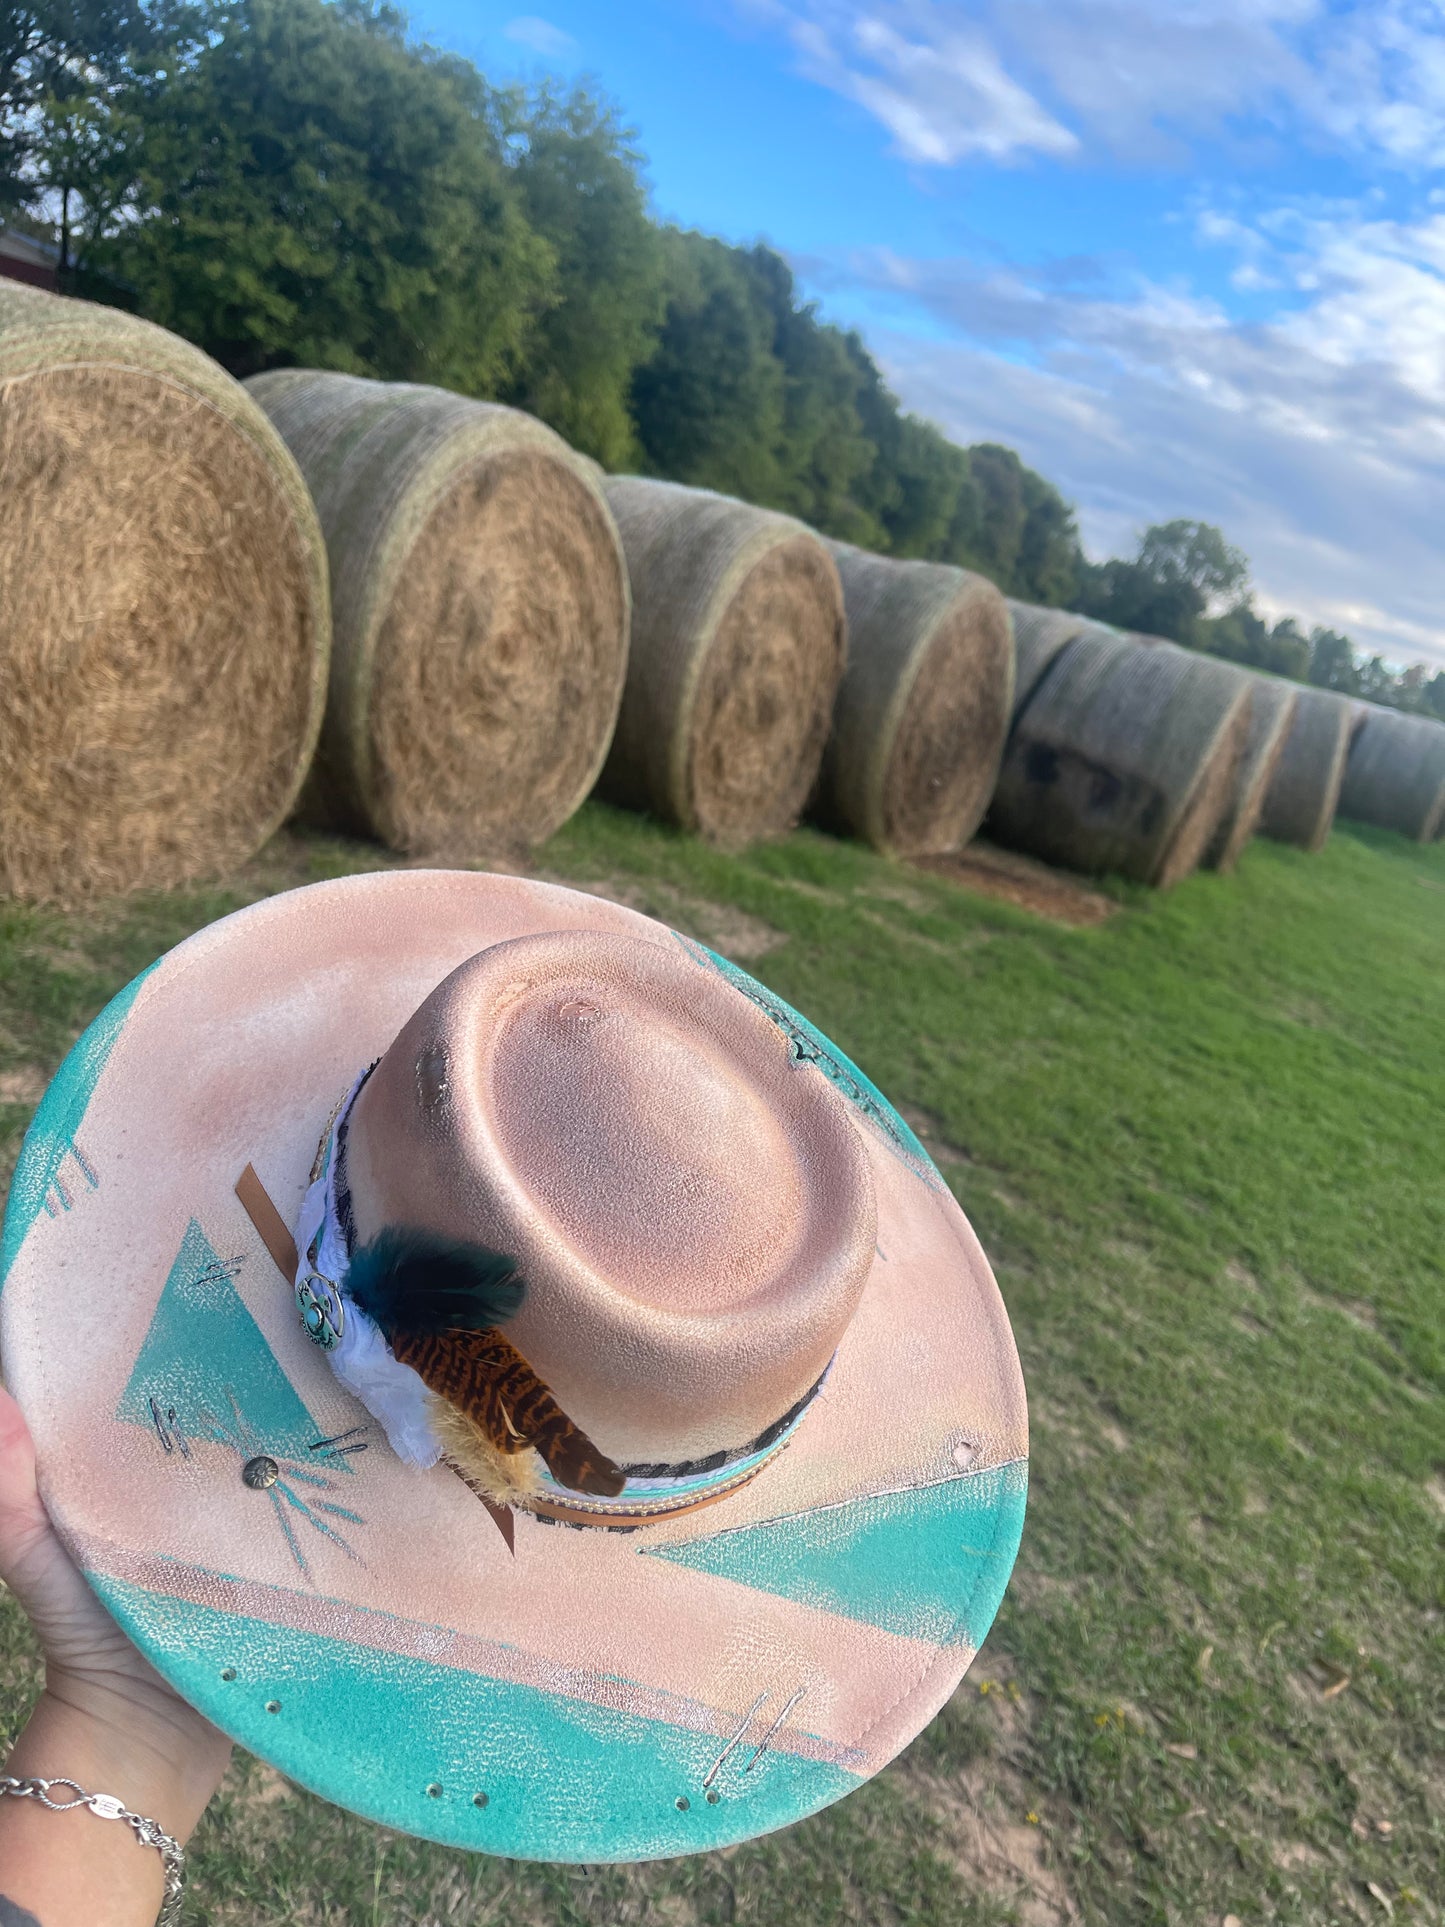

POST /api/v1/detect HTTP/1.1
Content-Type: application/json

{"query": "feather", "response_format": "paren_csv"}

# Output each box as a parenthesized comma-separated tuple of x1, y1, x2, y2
(391, 1327, 626, 1499)
(345, 1228, 524, 1339)
(430, 1397, 541, 1505)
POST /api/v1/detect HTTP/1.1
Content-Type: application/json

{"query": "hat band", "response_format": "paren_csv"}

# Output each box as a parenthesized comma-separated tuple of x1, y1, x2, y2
(287, 1074, 827, 1527)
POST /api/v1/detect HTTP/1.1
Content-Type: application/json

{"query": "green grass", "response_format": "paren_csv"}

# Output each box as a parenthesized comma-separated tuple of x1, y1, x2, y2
(2, 811, 1441, 1927)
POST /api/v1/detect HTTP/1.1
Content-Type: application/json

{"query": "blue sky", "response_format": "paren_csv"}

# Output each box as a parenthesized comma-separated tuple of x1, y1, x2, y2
(413, 1, 1445, 670)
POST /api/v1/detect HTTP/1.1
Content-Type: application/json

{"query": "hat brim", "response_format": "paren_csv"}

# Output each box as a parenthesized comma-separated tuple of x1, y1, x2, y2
(0, 871, 1027, 1863)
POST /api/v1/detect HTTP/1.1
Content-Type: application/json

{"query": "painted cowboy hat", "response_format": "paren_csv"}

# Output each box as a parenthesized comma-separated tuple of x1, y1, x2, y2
(0, 871, 1027, 1863)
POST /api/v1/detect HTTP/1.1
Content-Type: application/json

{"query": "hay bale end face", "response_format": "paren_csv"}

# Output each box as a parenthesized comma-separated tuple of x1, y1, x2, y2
(600, 479, 845, 844)
(1005, 602, 1093, 723)
(1258, 685, 1360, 852)
(0, 286, 328, 901)
(1205, 675, 1298, 873)
(1337, 705, 1445, 842)
(989, 631, 1250, 889)
(247, 370, 629, 857)
(819, 546, 1014, 855)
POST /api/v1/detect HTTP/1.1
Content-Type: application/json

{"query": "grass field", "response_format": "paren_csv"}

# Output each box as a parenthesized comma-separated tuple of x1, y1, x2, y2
(1, 809, 1441, 1927)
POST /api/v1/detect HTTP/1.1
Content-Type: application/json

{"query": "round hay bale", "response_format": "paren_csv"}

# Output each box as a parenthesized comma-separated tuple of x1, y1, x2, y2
(599, 478, 845, 844)
(1258, 686, 1361, 852)
(1006, 602, 1093, 722)
(0, 284, 328, 902)
(988, 630, 1250, 888)
(817, 545, 1013, 854)
(1337, 705, 1445, 841)
(246, 370, 628, 856)
(1204, 675, 1299, 873)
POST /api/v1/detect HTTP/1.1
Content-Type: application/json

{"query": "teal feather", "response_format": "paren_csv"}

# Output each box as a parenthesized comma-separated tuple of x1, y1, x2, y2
(346, 1229, 524, 1339)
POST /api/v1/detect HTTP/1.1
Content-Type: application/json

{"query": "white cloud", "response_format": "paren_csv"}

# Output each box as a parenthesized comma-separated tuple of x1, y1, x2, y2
(747, 1, 1445, 170)
(787, 11, 1077, 162)
(810, 204, 1445, 666)
(503, 15, 579, 61)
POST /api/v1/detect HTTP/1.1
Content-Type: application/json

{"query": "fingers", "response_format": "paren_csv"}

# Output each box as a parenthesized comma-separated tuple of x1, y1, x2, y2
(0, 1379, 45, 1565)
(0, 1377, 81, 1624)
(0, 1379, 125, 1667)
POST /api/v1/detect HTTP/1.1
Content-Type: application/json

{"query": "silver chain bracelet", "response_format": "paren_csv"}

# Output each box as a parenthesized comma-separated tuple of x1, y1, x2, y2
(0, 1774, 185, 1925)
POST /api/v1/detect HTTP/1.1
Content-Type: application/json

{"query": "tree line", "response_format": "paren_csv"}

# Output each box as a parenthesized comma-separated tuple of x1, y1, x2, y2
(4, 0, 1442, 720)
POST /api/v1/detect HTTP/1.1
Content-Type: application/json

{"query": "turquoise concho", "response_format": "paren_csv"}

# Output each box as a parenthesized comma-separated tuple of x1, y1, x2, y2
(295, 1271, 345, 1351)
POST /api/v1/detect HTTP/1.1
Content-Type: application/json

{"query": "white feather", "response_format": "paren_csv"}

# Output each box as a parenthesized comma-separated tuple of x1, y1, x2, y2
(293, 1072, 445, 1470)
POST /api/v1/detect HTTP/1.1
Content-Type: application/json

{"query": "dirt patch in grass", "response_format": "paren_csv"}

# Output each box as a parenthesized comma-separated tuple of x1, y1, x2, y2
(896, 1660, 1080, 1926)
(899, 1101, 976, 1166)
(1297, 1281, 1380, 1333)
(0, 1066, 45, 1104)
(907, 1770, 1078, 1927)
(913, 841, 1119, 927)
(542, 872, 786, 960)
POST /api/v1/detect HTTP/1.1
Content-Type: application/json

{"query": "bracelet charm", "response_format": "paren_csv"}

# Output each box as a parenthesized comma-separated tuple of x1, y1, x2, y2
(0, 1773, 186, 1925)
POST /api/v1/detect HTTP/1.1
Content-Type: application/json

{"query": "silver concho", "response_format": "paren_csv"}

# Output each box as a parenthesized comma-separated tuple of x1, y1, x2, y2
(295, 1271, 345, 1351)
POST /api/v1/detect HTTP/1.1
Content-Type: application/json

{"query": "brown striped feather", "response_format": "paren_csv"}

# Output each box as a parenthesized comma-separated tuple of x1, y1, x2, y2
(390, 1327, 625, 1498)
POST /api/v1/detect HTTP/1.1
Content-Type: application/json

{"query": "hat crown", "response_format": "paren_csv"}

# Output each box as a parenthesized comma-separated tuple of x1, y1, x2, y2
(346, 928, 878, 1467)
(491, 979, 815, 1315)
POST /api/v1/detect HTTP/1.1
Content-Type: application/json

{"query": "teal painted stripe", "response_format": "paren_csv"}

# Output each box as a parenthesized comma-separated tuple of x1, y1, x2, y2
(88, 1576, 859, 1862)
(646, 1461, 1028, 1649)
(1, 961, 157, 1288)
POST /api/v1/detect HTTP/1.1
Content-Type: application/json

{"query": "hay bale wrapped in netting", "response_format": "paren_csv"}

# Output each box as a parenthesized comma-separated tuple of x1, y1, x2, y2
(599, 478, 845, 843)
(817, 545, 1013, 854)
(246, 370, 629, 855)
(1005, 602, 1094, 721)
(989, 629, 1250, 888)
(1337, 706, 1445, 841)
(1258, 686, 1361, 851)
(1203, 675, 1299, 873)
(0, 285, 328, 901)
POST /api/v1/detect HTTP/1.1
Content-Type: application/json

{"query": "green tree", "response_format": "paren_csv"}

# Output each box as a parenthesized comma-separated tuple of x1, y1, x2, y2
(966, 442, 1026, 586)
(3, 2, 117, 216)
(1075, 557, 1199, 642)
(630, 228, 786, 503)
(1264, 617, 1311, 681)
(843, 339, 971, 557)
(1078, 519, 1247, 644)
(1010, 456, 1082, 604)
(964, 443, 1080, 602)
(1356, 653, 1398, 705)
(1203, 603, 1310, 679)
(101, 0, 551, 386)
(744, 246, 878, 541)
(1393, 662, 1428, 713)
(1137, 519, 1248, 605)
(1308, 627, 1359, 693)
(0, 0, 201, 242)
(496, 82, 663, 468)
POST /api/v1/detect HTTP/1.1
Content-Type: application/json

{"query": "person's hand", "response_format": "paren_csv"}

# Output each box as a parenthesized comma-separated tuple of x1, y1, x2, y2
(0, 1380, 231, 1842)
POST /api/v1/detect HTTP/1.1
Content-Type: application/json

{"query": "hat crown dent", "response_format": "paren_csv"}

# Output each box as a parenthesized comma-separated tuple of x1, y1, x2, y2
(344, 928, 878, 1467)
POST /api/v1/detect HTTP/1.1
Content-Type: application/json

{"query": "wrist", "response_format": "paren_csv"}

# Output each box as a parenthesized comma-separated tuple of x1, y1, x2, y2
(11, 1675, 231, 1844)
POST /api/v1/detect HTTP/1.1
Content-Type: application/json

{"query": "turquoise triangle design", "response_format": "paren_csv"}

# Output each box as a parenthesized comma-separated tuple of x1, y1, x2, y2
(1, 961, 157, 1288)
(117, 1219, 327, 1465)
(644, 1461, 1027, 1648)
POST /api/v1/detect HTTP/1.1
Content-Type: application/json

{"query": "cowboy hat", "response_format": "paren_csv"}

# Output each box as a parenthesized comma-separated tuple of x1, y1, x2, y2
(0, 870, 1027, 1862)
